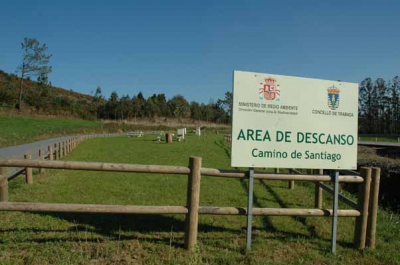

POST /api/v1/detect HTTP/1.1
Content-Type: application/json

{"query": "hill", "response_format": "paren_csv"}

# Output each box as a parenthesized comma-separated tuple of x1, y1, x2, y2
(0, 69, 231, 124)
(0, 70, 99, 119)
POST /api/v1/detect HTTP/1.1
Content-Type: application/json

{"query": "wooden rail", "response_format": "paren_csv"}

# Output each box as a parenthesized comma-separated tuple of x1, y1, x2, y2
(0, 202, 188, 214)
(199, 207, 360, 217)
(0, 202, 360, 217)
(200, 168, 363, 182)
(0, 159, 191, 175)
(0, 159, 364, 183)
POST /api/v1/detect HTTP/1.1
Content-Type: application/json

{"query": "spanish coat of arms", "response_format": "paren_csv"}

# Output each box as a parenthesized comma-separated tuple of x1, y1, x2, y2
(259, 77, 280, 101)
(327, 86, 340, 110)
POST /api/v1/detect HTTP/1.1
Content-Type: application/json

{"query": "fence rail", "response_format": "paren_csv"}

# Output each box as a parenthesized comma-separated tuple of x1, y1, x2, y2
(0, 202, 360, 217)
(0, 135, 381, 251)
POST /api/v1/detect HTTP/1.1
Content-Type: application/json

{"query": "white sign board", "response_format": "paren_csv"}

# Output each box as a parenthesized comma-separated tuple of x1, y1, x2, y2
(231, 71, 358, 169)
(196, 127, 201, 136)
(177, 128, 185, 139)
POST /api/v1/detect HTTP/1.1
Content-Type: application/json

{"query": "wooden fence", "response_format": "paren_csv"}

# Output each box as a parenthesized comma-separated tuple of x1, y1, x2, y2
(0, 136, 381, 251)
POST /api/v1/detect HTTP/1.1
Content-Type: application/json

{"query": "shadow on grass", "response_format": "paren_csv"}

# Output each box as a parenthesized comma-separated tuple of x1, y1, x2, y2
(258, 179, 319, 238)
(7, 212, 242, 247)
(239, 178, 354, 249)
(239, 178, 277, 233)
(214, 139, 231, 160)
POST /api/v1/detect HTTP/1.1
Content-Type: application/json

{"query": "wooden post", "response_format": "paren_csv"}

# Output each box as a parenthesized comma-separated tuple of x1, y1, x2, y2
(54, 143, 59, 160)
(289, 180, 295, 189)
(366, 167, 381, 249)
(48, 145, 53, 160)
(185, 156, 202, 251)
(0, 168, 8, 202)
(287, 169, 295, 189)
(166, 133, 173, 143)
(24, 154, 33, 185)
(59, 142, 63, 159)
(315, 169, 323, 208)
(354, 167, 372, 249)
(38, 149, 45, 173)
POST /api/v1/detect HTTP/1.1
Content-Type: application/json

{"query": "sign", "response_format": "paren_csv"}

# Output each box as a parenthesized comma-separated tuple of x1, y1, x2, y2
(177, 128, 185, 139)
(231, 71, 358, 169)
(196, 127, 201, 136)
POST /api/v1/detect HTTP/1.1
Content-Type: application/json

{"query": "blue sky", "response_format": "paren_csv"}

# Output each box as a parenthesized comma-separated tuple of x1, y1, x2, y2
(1, 0, 399, 103)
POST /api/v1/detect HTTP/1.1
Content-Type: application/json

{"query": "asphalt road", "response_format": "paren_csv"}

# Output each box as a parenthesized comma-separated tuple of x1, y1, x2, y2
(0, 133, 124, 178)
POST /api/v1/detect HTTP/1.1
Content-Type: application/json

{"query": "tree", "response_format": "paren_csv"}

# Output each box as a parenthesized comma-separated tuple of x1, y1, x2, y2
(92, 86, 104, 119)
(168, 95, 190, 122)
(156, 93, 171, 117)
(221, 91, 233, 116)
(105, 91, 119, 120)
(118, 94, 131, 120)
(0, 73, 17, 108)
(388, 76, 400, 133)
(93, 86, 103, 103)
(16, 37, 52, 111)
(358, 78, 375, 133)
(190, 101, 202, 121)
(144, 97, 156, 118)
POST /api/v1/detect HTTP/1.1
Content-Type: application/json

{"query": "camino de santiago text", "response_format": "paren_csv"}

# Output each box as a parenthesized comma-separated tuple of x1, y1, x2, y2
(236, 128, 355, 163)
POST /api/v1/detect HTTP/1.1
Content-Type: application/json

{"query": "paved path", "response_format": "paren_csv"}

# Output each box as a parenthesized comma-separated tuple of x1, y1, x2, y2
(0, 135, 80, 178)
(0, 133, 124, 178)
(0, 136, 77, 160)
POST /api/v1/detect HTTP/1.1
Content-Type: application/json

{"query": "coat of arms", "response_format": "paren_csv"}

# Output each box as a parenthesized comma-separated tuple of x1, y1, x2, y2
(259, 77, 280, 101)
(327, 86, 340, 110)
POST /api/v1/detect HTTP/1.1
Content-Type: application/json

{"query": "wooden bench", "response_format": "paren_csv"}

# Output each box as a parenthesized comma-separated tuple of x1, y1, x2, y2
(127, 132, 143, 137)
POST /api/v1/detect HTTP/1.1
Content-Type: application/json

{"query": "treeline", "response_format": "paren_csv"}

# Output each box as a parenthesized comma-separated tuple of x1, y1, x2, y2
(3, 68, 400, 132)
(358, 76, 400, 134)
(0, 70, 231, 123)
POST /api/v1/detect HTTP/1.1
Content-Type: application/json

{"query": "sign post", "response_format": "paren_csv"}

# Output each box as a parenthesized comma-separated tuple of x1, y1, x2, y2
(331, 170, 339, 253)
(231, 71, 358, 251)
(246, 167, 254, 250)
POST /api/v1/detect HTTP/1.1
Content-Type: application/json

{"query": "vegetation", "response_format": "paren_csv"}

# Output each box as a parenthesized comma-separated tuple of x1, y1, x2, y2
(0, 115, 229, 148)
(358, 76, 400, 134)
(0, 116, 101, 147)
(16, 37, 52, 112)
(0, 134, 398, 264)
(0, 69, 232, 124)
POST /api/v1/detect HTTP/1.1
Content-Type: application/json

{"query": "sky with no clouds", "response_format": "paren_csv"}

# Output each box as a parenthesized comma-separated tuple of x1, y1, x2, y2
(0, 0, 399, 103)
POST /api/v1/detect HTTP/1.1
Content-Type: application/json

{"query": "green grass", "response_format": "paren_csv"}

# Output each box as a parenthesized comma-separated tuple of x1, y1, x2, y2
(0, 115, 229, 148)
(359, 136, 400, 143)
(0, 116, 103, 147)
(1, 134, 399, 264)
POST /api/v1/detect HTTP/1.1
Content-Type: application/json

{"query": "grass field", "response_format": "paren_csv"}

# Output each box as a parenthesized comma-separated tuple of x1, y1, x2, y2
(0, 116, 229, 148)
(0, 134, 399, 264)
(0, 116, 103, 148)
(359, 136, 400, 143)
